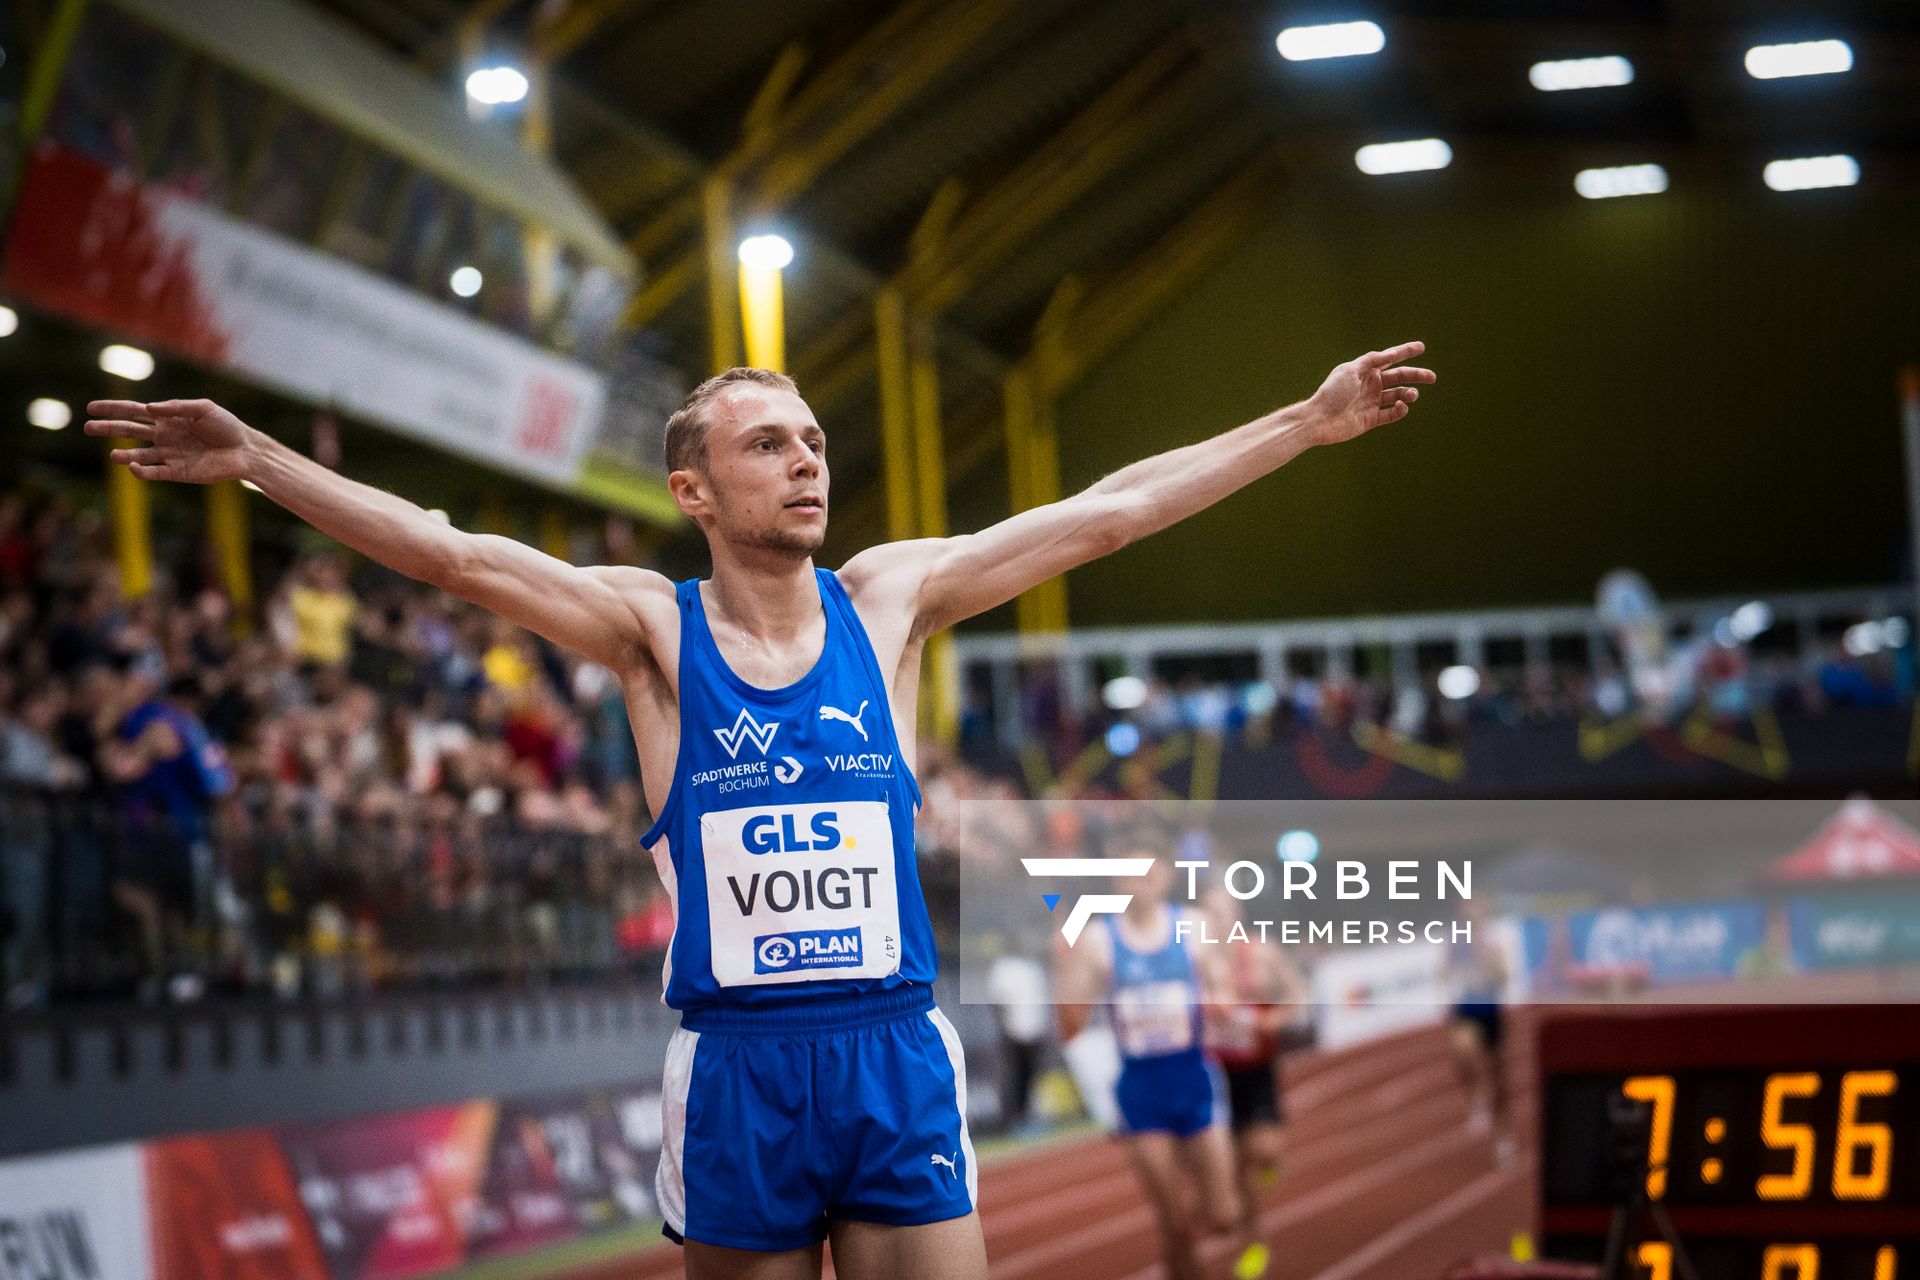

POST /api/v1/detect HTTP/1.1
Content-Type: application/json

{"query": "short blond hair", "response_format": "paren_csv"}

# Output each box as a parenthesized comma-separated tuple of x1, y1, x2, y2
(663, 368, 799, 474)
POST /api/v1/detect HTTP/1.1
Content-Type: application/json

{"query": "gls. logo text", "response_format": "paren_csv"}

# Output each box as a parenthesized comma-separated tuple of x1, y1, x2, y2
(744, 811, 842, 855)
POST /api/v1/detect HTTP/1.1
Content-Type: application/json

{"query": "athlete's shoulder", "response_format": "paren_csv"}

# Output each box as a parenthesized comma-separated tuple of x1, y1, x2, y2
(578, 565, 681, 658)
(580, 564, 678, 606)
(836, 538, 947, 595)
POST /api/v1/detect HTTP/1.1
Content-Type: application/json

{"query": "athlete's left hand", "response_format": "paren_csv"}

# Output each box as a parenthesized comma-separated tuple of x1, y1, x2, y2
(1306, 341, 1436, 446)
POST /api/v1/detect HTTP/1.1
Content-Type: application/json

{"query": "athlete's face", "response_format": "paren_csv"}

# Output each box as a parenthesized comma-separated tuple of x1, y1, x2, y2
(1201, 886, 1241, 926)
(676, 387, 829, 558)
(1127, 853, 1176, 902)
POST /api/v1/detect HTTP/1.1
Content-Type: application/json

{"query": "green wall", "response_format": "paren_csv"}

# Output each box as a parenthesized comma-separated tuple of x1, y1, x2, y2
(1046, 174, 1920, 627)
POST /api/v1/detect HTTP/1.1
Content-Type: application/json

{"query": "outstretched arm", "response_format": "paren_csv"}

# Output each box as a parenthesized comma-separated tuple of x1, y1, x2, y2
(85, 399, 659, 670)
(856, 342, 1434, 634)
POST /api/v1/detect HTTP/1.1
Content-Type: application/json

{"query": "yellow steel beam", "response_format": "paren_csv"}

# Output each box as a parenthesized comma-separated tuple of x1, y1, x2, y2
(801, 27, 1223, 534)
(628, 190, 701, 259)
(1042, 150, 1284, 392)
(784, 176, 955, 415)
(917, 40, 1222, 315)
(1018, 289, 1071, 632)
(912, 147, 1287, 611)
(806, 348, 876, 416)
(521, 59, 561, 321)
(752, 0, 1020, 215)
(702, 174, 742, 373)
(623, 0, 1012, 328)
(535, 0, 652, 61)
(1030, 275, 1085, 375)
(206, 481, 253, 633)
(17, 0, 91, 159)
(415, 0, 525, 70)
(622, 251, 701, 328)
(910, 337, 957, 743)
(740, 260, 787, 371)
(742, 42, 812, 147)
(908, 177, 968, 269)
(1001, 368, 1036, 516)
(873, 287, 918, 542)
(792, 307, 868, 387)
(107, 438, 153, 600)
(910, 346, 948, 542)
(541, 508, 571, 561)
(832, 396, 994, 556)
(930, 31, 1192, 257)
(741, 0, 947, 171)
(1028, 388, 1067, 631)
(1002, 368, 1043, 634)
(791, 306, 872, 414)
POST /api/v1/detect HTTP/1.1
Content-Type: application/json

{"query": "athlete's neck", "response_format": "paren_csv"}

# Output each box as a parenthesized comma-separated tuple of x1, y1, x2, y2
(1122, 897, 1169, 937)
(702, 546, 821, 645)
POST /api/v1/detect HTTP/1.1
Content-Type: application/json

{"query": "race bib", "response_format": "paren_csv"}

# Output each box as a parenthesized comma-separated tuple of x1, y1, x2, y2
(1207, 1005, 1263, 1056)
(700, 801, 902, 988)
(1112, 981, 1197, 1057)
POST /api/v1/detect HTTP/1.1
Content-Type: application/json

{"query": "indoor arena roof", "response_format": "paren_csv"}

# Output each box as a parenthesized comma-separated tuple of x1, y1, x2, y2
(298, 0, 1920, 554)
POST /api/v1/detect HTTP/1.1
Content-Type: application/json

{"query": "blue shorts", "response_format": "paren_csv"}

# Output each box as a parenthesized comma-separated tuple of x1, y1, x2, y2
(658, 987, 977, 1252)
(1116, 1049, 1224, 1139)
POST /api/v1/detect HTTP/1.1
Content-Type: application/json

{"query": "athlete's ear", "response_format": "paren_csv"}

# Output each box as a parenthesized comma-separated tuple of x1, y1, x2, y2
(668, 467, 713, 520)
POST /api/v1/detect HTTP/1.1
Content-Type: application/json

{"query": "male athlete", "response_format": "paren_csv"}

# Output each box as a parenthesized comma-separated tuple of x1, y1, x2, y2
(1201, 885, 1312, 1275)
(1449, 894, 1515, 1161)
(87, 338, 1433, 1279)
(1057, 846, 1258, 1280)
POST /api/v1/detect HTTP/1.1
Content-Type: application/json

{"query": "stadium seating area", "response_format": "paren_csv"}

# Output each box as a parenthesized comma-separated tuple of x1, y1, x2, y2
(0, 480, 675, 1008)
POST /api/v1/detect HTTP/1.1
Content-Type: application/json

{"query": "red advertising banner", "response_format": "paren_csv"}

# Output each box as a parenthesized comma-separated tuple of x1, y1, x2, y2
(468, 1099, 582, 1260)
(479, 1086, 663, 1249)
(144, 1130, 329, 1280)
(0, 1081, 671, 1280)
(2, 142, 605, 488)
(274, 1104, 497, 1280)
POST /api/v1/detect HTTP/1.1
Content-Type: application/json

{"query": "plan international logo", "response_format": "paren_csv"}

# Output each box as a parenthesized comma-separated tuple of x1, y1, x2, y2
(1021, 857, 1155, 946)
(713, 708, 780, 759)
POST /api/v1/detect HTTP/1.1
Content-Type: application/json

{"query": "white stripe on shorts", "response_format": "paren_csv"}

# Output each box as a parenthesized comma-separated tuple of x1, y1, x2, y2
(657, 1025, 700, 1237)
(927, 1008, 979, 1209)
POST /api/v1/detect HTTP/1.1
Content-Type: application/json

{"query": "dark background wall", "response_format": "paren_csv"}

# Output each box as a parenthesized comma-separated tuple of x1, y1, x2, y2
(1019, 174, 1919, 628)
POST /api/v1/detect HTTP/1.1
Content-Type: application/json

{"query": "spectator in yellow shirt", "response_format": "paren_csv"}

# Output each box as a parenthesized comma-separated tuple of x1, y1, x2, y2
(284, 555, 357, 667)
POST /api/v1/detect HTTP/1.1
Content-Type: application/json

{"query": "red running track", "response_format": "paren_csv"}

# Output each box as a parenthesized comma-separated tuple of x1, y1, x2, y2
(549, 1014, 1536, 1280)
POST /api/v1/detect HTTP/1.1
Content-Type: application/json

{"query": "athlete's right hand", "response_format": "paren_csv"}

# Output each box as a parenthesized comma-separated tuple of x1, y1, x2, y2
(86, 398, 255, 485)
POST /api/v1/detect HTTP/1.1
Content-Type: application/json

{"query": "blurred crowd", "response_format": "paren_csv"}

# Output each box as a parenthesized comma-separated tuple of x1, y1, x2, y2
(2, 476, 1911, 1013)
(0, 483, 675, 1010)
(978, 615, 1911, 766)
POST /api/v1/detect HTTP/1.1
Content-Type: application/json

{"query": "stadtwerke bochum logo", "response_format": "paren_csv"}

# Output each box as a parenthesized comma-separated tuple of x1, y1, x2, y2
(713, 708, 780, 759)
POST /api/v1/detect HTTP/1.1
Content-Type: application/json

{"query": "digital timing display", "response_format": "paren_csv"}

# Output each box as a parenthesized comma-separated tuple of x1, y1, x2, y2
(1624, 1239, 1918, 1280)
(1544, 1065, 1920, 1207)
(1538, 1008, 1920, 1280)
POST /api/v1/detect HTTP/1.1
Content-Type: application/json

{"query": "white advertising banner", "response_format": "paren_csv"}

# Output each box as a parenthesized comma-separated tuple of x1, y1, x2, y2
(0, 1144, 153, 1280)
(1309, 940, 1449, 1050)
(5, 143, 604, 487)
